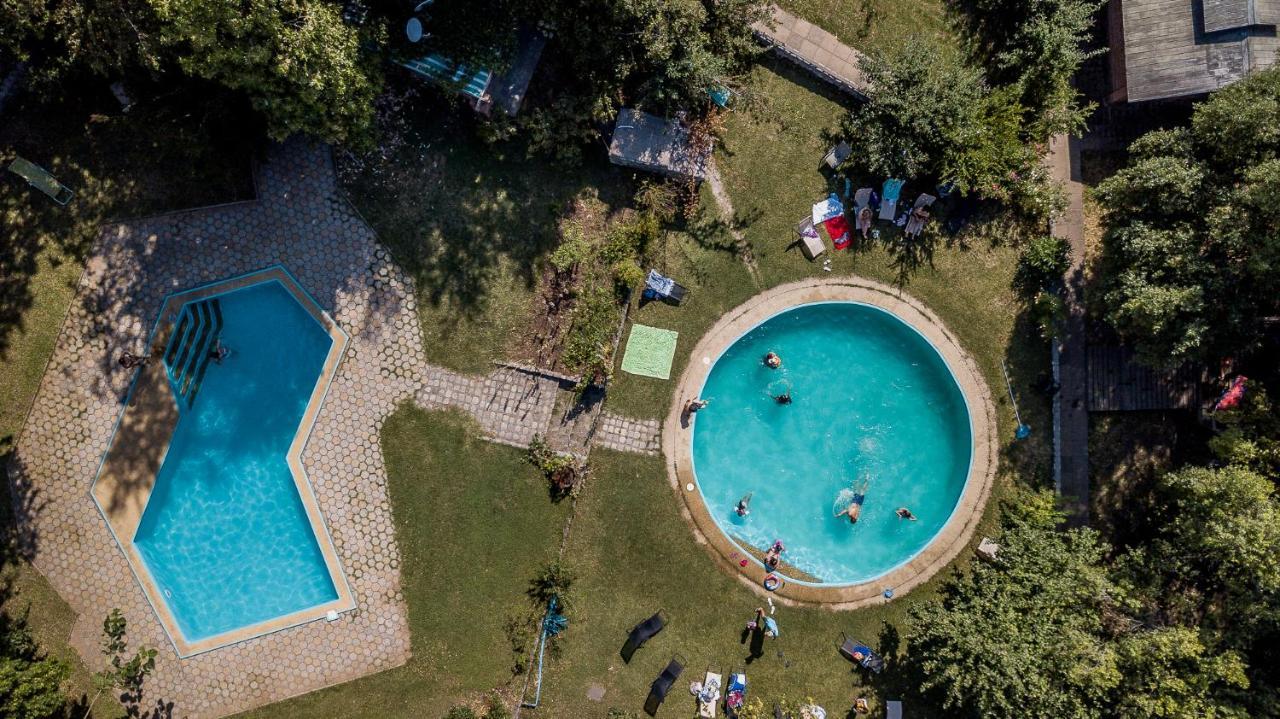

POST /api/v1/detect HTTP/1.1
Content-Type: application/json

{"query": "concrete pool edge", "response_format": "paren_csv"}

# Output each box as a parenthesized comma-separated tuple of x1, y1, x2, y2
(662, 277, 998, 609)
(90, 266, 357, 657)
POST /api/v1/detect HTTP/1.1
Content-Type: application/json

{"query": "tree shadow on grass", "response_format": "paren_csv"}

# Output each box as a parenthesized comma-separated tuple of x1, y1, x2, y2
(0, 75, 256, 358)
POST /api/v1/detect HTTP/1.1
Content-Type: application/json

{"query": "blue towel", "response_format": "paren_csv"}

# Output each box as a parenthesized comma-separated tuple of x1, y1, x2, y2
(882, 178, 905, 203)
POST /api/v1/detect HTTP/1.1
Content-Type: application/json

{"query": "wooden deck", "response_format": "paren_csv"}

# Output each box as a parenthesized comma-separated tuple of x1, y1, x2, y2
(1087, 345, 1201, 412)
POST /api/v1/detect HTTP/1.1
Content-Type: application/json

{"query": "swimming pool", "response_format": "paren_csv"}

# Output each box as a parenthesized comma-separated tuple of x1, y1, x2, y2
(690, 302, 973, 585)
(93, 269, 354, 655)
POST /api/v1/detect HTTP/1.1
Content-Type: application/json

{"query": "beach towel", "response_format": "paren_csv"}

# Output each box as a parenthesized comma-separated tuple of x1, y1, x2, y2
(811, 194, 844, 224)
(823, 214, 851, 249)
(621, 324, 679, 379)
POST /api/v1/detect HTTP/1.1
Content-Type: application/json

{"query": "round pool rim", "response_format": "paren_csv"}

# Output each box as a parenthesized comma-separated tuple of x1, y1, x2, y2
(663, 277, 997, 609)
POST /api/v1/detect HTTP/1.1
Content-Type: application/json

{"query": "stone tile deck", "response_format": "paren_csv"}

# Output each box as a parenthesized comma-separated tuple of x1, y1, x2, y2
(6, 136, 663, 718)
(753, 5, 869, 99)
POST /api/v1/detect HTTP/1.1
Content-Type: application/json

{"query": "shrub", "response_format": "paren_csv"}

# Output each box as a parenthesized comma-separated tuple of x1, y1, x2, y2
(443, 708, 477, 719)
(1015, 236, 1070, 296)
(526, 435, 589, 499)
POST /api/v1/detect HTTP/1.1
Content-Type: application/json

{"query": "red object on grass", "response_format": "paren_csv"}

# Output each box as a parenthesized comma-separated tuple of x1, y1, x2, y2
(824, 214, 851, 249)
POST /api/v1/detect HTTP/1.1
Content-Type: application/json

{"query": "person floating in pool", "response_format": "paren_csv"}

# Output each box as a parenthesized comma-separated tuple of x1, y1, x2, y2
(764, 539, 785, 570)
(736, 492, 753, 517)
(209, 339, 230, 364)
(834, 479, 870, 524)
(774, 391, 792, 405)
(763, 351, 782, 369)
(896, 507, 918, 521)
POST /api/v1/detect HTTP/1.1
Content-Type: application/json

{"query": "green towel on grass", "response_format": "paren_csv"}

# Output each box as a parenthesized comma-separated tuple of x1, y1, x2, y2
(620, 324, 679, 379)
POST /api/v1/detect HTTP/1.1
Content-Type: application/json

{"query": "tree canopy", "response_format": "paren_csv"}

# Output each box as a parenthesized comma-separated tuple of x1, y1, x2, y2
(1096, 68, 1280, 365)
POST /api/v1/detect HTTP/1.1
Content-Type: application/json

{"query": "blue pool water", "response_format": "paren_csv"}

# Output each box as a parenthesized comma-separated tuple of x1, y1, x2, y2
(134, 281, 340, 641)
(691, 303, 972, 584)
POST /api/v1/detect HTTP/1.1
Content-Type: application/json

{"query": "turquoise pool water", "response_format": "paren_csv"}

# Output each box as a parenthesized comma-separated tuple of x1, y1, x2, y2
(691, 302, 972, 584)
(134, 281, 340, 641)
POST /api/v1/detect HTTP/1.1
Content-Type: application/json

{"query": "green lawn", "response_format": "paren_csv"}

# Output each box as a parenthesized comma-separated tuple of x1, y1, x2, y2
(245, 407, 951, 719)
(776, 0, 954, 53)
(0, 80, 254, 717)
(339, 85, 636, 373)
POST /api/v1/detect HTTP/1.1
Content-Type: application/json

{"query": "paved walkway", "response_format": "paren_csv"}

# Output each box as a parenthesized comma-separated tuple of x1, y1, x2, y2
(753, 5, 868, 99)
(593, 412, 662, 455)
(6, 139, 660, 718)
(1048, 133, 1089, 526)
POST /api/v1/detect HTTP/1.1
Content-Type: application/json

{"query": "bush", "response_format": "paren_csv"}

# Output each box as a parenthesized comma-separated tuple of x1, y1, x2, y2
(526, 435, 589, 499)
(443, 707, 477, 719)
(528, 562, 575, 609)
(1015, 236, 1070, 295)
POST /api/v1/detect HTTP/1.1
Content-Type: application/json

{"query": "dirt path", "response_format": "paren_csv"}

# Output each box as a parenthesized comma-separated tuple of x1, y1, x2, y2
(704, 160, 763, 285)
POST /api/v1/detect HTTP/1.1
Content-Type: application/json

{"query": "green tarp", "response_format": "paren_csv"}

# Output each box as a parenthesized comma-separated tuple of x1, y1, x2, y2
(620, 324, 679, 380)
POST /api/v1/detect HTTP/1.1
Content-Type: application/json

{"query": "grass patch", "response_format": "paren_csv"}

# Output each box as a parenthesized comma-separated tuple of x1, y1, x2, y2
(237, 407, 570, 719)
(338, 84, 636, 374)
(776, 0, 954, 53)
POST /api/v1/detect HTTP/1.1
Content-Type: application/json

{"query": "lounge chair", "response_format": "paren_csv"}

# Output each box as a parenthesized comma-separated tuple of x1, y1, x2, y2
(903, 194, 937, 238)
(838, 633, 885, 674)
(7, 157, 73, 205)
(886, 700, 903, 719)
(878, 178, 904, 221)
(621, 610, 667, 663)
(643, 653, 686, 716)
(822, 141, 852, 169)
(643, 269, 688, 305)
(698, 667, 723, 718)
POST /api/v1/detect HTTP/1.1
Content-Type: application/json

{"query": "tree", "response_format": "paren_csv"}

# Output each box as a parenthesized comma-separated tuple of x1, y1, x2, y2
(84, 609, 157, 719)
(844, 36, 1039, 202)
(1111, 627, 1249, 719)
(0, 607, 68, 719)
(1127, 465, 1280, 645)
(953, 0, 1104, 138)
(151, 0, 382, 146)
(909, 491, 1119, 718)
(1095, 68, 1280, 364)
(0, 0, 162, 81)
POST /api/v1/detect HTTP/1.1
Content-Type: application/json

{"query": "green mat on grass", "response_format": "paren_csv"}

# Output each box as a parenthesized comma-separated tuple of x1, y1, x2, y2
(620, 324, 679, 379)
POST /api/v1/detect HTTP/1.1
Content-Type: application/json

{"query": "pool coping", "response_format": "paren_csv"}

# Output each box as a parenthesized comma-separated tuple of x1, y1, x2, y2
(90, 266, 357, 657)
(662, 277, 998, 608)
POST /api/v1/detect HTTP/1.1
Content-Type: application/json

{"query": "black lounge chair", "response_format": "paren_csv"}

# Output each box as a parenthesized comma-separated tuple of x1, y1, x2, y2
(643, 269, 688, 306)
(838, 633, 886, 674)
(643, 653, 686, 716)
(621, 610, 668, 663)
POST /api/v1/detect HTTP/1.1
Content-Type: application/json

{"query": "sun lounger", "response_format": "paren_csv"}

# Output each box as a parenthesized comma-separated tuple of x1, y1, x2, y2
(698, 668, 723, 718)
(838, 633, 885, 673)
(643, 269, 688, 305)
(853, 188, 872, 213)
(811, 194, 844, 224)
(886, 700, 903, 719)
(878, 178, 904, 221)
(621, 610, 667, 663)
(643, 653, 686, 716)
(7, 157, 73, 205)
(822, 141, 852, 169)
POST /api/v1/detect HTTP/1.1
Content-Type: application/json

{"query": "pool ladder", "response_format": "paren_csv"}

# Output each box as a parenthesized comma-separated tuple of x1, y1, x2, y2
(162, 298, 223, 409)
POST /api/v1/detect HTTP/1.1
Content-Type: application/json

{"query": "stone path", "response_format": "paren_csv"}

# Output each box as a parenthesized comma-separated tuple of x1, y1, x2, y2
(753, 5, 869, 99)
(1048, 133, 1090, 526)
(6, 138, 660, 718)
(593, 412, 662, 455)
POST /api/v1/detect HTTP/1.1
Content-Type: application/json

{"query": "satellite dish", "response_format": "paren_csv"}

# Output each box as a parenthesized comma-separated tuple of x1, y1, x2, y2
(405, 17, 424, 42)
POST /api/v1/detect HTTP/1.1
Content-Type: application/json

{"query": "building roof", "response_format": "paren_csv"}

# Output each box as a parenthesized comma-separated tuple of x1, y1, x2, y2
(607, 109, 709, 180)
(1118, 0, 1279, 102)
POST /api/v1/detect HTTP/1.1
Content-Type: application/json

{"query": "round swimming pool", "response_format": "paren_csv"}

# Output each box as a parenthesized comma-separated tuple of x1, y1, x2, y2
(689, 302, 973, 585)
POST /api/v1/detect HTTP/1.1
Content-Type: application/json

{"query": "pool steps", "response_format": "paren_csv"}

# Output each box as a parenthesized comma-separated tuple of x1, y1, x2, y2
(161, 298, 223, 409)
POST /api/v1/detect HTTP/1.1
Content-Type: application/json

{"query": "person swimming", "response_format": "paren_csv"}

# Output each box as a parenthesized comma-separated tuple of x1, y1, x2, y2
(896, 507, 918, 521)
(764, 352, 782, 369)
(764, 539, 785, 569)
(834, 479, 870, 524)
(736, 492, 753, 517)
(775, 392, 792, 405)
